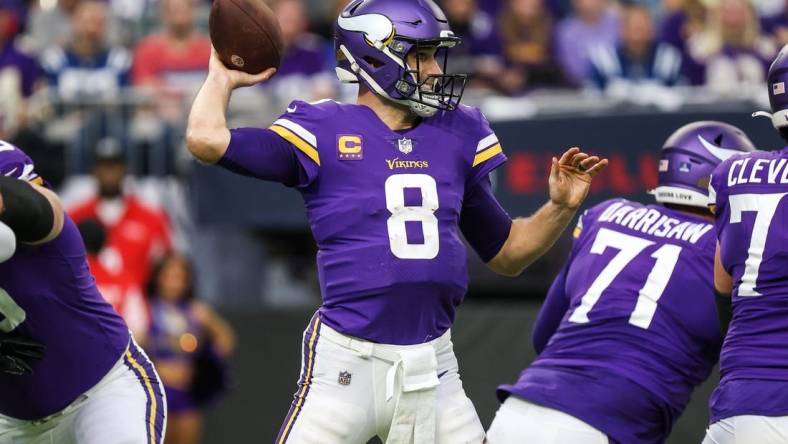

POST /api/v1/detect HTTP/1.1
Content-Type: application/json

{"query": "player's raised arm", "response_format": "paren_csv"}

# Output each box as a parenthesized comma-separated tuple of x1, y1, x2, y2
(185, 47, 275, 164)
(487, 147, 608, 276)
(0, 176, 64, 246)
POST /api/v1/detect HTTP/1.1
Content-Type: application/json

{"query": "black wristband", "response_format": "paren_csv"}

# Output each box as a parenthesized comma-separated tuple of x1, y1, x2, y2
(0, 176, 54, 243)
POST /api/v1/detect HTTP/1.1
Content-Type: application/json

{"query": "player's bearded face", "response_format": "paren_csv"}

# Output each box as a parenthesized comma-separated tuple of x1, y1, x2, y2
(407, 47, 443, 94)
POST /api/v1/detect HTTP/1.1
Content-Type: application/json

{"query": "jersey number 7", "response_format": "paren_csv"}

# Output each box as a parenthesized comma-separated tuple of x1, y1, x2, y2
(728, 192, 788, 296)
(569, 228, 683, 329)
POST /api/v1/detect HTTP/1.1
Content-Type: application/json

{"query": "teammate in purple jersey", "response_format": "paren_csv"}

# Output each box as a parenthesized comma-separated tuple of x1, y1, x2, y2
(186, 0, 607, 441)
(0, 142, 166, 444)
(489, 122, 756, 444)
(702, 45, 788, 444)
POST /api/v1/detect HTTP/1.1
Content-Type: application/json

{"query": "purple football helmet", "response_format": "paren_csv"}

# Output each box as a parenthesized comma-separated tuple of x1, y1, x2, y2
(651, 121, 756, 208)
(335, 0, 467, 117)
(753, 43, 788, 130)
(0, 140, 41, 184)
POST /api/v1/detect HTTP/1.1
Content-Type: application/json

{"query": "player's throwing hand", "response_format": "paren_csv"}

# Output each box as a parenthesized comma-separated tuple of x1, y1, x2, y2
(549, 147, 609, 210)
(208, 46, 276, 90)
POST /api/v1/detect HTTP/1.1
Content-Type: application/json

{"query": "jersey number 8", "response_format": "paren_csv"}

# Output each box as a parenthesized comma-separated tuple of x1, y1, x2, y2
(385, 174, 440, 260)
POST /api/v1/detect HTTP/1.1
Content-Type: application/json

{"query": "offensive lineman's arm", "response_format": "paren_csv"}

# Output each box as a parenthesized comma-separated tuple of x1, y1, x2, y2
(532, 263, 571, 354)
(0, 176, 64, 245)
(186, 48, 275, 164)
(487, 148, 607, 276)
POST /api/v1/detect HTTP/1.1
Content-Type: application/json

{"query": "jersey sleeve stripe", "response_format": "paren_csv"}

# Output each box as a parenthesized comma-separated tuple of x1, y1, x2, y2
(270, 125, 321, 166)
(476, 134, 499, 153)
(273, 118, 318, 147)
(473, 143, 503, 167)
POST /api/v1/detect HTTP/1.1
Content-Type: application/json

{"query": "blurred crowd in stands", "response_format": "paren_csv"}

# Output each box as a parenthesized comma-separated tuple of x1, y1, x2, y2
(0, 0, 783, 178)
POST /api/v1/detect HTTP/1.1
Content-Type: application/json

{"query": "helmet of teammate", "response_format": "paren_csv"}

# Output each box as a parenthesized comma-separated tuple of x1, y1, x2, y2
(651, 121, 756, 208)
(0, 141, 41, 184)
(335, 0, 467, 118)
(753, 44, 788, 132)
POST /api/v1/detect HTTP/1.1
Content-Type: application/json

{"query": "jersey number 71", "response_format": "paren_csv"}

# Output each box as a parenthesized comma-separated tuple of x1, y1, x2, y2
(569, 228, 683, 329)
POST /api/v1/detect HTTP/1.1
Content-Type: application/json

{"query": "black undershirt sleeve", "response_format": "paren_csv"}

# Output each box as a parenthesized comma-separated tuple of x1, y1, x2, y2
(715, 290, 733, 336)
(0, 176, 54, 243)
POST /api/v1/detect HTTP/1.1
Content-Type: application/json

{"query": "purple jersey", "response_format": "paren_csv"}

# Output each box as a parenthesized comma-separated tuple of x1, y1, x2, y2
(221, 100, 507, 345)
(499, 199, 722, 444)
(707, 147, 788, 422)
(0, 216, 130, 420)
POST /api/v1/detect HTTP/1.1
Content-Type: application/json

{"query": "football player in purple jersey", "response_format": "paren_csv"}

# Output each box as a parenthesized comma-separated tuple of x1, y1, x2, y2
(489, 122, 756, 444)
(702, 45, 788, 444)
(0, 142, 166, 444)
(186, 0, 607, 441)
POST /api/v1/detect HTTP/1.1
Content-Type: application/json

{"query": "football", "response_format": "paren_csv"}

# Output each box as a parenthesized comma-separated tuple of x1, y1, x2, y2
(209, 0, 284, 74)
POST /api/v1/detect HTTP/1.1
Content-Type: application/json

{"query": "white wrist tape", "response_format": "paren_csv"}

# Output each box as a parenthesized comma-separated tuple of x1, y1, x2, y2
(0, 220, 16, 264)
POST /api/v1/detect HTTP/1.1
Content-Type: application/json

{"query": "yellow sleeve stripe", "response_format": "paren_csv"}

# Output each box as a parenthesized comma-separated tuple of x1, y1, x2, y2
(270, 125, 321, 166)
(472, 143, 503, 167)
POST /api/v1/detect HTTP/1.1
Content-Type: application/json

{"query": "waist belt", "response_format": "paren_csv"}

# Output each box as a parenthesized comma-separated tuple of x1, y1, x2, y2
(319, 325, 447, 444)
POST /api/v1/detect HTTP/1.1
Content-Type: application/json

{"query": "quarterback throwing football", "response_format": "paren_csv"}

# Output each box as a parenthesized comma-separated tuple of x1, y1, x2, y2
(186, 0, 607, 442)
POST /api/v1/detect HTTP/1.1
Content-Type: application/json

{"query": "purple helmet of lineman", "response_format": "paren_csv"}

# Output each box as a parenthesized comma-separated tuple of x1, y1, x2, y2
(753, 43, 788, 140)
(651, 121, 756, 208)
(334, 0, 467, 117)
(0, 141, 42, 184)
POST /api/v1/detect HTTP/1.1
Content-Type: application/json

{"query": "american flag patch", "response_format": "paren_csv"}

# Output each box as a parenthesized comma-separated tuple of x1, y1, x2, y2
(774, 82, 786, 95)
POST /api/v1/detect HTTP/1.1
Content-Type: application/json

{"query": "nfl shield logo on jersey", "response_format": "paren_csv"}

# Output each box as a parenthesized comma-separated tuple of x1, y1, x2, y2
(397, 138, 413, 155)
(338, 370, 352, 386)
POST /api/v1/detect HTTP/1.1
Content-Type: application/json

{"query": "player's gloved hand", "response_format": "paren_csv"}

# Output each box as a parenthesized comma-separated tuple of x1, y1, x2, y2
(0, 336, 45, 376)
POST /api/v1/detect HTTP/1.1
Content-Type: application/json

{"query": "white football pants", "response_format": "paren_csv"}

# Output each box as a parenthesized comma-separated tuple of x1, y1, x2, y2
(487, 396, 608, 444)
(276, 315, 485, 444)
(703, 415, 788, 444)
(0, 338, 166, 444)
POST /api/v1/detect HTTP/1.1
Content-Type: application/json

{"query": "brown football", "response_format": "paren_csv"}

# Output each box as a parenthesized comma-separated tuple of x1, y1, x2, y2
(209, 0, 284, 74)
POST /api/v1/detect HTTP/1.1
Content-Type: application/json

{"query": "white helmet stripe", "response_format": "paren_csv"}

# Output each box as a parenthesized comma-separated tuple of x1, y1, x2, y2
(697, 135, 746, 161)
(337, 13, 394, 44)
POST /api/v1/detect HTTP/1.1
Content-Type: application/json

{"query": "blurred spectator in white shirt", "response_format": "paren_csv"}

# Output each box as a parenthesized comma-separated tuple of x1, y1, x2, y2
(590, 4, 682, 90)
(688, 0, 776, 96)
(40, 0, 131, 101)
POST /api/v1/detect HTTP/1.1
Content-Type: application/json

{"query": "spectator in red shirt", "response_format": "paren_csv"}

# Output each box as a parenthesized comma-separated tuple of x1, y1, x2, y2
(77, 218, 150, 342)
(131, 0, 210, 175)
(132, 0, 210, 94)
(69, 138, 172, 289)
